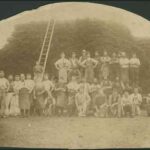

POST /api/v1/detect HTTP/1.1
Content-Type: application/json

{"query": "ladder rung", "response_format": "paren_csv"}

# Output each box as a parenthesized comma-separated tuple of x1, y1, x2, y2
(42, 52, 48, 54)
(43, 47, 48, 52)
(42, 50, 48, 53)
(42, 53, 46, 56)
(45, 38, 51, 41)
(41, 57, 46, 59)
(43, 43, 49, 45)
(46, 33, 51, 36)
(43, 45, 49, 47)
(43, 46, 49, 48)
(43, 43, 50, 46)
(40, 56, 45, 58)
(46, 33, 52, 35)
(42, 49, 48, 52)
(45, 40, 50, 42)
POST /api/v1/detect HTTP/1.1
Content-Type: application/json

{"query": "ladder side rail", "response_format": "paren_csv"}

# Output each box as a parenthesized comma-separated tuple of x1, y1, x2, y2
(38, 20, 51, 62)
(42, 20, 56, 77)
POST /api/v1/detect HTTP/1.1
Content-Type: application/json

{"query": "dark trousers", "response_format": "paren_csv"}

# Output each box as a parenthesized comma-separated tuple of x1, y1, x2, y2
(130, 67, 139, 85)
(124, 105, 132, 116)
(110, 64, 119, 80)
(67, 104, 76, 116)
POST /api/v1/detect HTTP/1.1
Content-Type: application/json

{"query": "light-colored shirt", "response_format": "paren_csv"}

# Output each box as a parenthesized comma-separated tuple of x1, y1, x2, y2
(122, 95, 132, 105)
(0, 78, 9, 90)
(55, 58, 70, 70)
(67, 81, 79, 91)
(90, 84, 101, 93)
(101, 56, 111, 63)
(13, 81, 22, 93)
(69, 58, 79, 69)
(43, 80, 54, 91)
(130, 93, 142, 105)
(82, 58, 98, 67)
(79, 83, 91, 94)
(129, 58, 140, 68)
(79, 56, 87, 65)
(25, 79, 35, 91)
(119, 58, 129, 68)
(75, 92, 91, 105)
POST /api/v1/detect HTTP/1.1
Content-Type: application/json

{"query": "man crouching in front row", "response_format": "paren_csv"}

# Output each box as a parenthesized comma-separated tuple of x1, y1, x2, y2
(75, 79, 91, 117)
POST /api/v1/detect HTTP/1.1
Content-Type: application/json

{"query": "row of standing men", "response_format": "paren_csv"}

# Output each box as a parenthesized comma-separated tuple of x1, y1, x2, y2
(49, 50, 141, 85)
(0, 49, 141, 117)
(0, 71, 144, 117)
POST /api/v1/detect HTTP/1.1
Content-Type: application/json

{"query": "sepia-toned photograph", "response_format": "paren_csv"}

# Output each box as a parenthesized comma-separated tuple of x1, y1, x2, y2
(0, 1, 150, 149)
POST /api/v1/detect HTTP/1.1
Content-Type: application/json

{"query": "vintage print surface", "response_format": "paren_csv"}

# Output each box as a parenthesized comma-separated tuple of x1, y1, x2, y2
(0, 2, 150, 149)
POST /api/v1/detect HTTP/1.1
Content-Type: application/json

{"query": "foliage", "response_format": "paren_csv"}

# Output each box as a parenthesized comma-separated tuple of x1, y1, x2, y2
(0, 19, 150, 92)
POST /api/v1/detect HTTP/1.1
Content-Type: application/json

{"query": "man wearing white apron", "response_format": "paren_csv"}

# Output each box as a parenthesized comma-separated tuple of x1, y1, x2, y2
(55, 52, 70, 83)
(75, 78, 91, 117)
(0, 71, 9, 117)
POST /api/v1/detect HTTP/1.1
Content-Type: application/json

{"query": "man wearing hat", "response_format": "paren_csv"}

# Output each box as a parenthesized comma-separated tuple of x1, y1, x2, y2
(119, 52, 130, 84)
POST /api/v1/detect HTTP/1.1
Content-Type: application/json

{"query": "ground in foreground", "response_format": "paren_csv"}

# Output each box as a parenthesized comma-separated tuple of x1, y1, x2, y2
(0, 116, 150, 148)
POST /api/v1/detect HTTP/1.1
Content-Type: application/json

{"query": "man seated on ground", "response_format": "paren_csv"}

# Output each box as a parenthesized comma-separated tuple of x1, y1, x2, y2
(130, 87, 142, 116)
(122, 90, 133, 117)
(93, 88, 108, 117)
(67, 76, 79, 116)
(75, 79, 91, 117)
(108, 88, 122, 117)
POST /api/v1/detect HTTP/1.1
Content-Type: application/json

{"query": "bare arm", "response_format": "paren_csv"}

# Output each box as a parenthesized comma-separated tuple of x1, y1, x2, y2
(55, 61, 60, 70)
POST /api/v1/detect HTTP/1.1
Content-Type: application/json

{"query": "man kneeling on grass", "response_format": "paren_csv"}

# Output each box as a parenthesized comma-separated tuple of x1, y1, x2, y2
(130, 87, 142, 116)
(93, 89, 108, 117)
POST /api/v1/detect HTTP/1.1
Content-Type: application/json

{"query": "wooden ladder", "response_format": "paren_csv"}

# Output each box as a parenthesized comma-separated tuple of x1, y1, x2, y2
(38, 19, 56, 78)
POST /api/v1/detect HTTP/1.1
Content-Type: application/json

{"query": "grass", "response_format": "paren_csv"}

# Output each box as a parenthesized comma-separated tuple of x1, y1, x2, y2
(0, 115, 150, 148)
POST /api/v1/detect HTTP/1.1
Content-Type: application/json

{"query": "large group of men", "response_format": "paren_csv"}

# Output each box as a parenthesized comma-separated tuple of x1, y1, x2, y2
(1, 49, 150, 118)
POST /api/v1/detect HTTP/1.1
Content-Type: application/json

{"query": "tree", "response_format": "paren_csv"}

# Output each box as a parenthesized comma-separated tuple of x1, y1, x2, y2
(0, 19, 150, 92)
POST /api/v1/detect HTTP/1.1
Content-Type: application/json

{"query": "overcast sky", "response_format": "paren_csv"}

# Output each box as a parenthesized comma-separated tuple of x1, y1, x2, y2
(0, 2, 150, 49)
